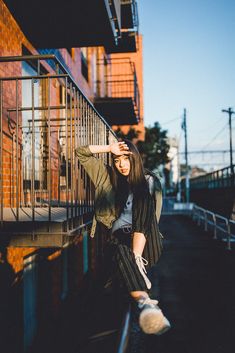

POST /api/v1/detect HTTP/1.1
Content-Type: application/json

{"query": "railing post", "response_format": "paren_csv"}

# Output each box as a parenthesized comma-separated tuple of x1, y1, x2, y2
(192, 205, 196, 221)
(213, 214, 217, 239)
(204, 211, 208, 232)
(197, 208, 201, 226)
(74, 90, 79, 218)
(16, 79, 19, 220)
(70, 82, 74, 224)
(48, 77, 52, 222)
(31, 78, 35, 222)
(227, 221, 231, 250)
(65, 77, 69, 229)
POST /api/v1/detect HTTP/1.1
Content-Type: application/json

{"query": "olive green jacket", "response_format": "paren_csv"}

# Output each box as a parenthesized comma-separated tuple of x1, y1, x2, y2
(75, 145, 163, 230)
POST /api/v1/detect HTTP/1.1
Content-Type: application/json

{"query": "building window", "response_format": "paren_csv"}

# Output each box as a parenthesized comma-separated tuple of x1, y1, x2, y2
(22, 62, 41, 190)
(81, 48, 89, 82)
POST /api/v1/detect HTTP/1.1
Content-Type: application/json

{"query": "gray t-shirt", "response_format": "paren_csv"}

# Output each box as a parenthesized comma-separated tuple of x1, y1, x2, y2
(111, 175, 154, 233)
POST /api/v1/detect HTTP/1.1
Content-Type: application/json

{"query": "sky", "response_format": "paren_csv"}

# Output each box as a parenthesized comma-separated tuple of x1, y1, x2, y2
(138, 0, 235, 169)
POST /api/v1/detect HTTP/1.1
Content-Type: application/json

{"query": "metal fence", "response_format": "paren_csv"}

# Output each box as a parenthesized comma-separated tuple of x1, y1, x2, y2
(192, 205, 235, 250)
(162, 198, 235, 250)
(190, 165, 235, 189)
(0, 54, 117, 236)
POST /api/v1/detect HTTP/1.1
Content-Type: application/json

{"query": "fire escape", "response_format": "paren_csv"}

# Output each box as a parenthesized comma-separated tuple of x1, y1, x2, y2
(0, 55, 116, 247)
(0, 0, 140, 246)
(94, 57, 140, 125)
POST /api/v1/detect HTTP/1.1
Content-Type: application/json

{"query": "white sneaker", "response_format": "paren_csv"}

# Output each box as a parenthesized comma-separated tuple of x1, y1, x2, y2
(134, 254, 152, 290)
(138, 297, 171, 335)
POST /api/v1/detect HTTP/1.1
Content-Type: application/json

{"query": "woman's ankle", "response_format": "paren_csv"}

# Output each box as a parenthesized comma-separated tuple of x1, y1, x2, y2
(130, 290, 149, 302)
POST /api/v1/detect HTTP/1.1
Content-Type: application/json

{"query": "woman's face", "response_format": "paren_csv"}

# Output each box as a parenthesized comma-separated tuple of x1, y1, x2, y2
(113, 155, 131, 176)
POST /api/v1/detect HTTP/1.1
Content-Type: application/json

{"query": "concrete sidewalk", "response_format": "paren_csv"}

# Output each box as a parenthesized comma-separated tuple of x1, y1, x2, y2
(145, 215, 235, 353)
(31, 215, 235, 353)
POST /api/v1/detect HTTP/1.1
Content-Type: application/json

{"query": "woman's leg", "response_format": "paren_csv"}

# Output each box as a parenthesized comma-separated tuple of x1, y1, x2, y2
(112, 232, 171, 335)
(130, 232, 151, 300)
(109, 230, 149, 299)
(113, 242, 148, 295)
(132, 231, 146, 256)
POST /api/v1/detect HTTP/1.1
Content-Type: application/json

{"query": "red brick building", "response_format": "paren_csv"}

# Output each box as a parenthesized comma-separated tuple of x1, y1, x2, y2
(0, 1, 143, 351)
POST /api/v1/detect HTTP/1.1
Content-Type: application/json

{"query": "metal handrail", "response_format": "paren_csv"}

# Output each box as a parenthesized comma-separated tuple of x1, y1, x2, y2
(193, 205, 235, 250)
(190, 164, 235, 189)
(120, 0, 139, 32)
(0, 54, 114, 131)
(0, 54, 117, 232)
(116, 305, 131, 353)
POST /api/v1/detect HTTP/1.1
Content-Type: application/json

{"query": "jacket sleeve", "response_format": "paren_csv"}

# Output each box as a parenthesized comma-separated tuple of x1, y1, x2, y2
(75, 146, 110, 188)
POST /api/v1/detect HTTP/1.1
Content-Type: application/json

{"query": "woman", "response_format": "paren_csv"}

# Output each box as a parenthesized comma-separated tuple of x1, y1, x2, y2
(75, 140, 170, 335)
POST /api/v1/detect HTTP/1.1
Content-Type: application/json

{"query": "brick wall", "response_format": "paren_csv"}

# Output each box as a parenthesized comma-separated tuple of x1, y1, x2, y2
(0, 0, 98, 284)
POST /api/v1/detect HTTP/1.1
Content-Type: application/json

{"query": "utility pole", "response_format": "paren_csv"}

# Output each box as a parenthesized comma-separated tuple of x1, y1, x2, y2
(181, 108, 190, 202)
(221, 107, 234, 171)
(177, 141, 181, 202)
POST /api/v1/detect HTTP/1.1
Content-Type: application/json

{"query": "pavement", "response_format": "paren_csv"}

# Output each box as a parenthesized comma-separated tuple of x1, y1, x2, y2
(143, 215, 235, 353)
(31, 215, 235, 353)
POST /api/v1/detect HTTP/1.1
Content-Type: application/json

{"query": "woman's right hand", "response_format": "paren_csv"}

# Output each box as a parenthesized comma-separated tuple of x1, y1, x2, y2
(110, 141, 132, 156)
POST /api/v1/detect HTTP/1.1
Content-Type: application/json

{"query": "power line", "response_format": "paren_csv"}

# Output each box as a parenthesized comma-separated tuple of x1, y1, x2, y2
(162, 116, 182, 125)
(200, 123, 228, 151)
(192, 116, 226, 135)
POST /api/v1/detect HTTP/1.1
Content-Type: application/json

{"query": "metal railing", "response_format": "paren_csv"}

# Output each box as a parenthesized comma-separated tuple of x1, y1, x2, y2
(192, 205, 235, 250)
(116, 306, 131, 353)
(190, 165, 235, 189)
(0, 54, 117, 233)
(96, 57, 140, 121)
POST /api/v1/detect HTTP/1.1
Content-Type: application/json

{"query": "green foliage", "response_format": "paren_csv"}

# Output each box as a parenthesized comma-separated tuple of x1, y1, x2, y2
(137, 122, 170, 170)
(115, 127, 140, 140)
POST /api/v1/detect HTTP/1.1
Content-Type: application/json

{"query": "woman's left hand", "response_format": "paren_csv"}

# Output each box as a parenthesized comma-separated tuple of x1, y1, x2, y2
(110, 141, 132, 156)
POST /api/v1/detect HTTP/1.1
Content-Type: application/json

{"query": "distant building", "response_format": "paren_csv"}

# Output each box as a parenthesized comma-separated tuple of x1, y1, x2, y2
(164, 137, 179, 189)
(190, 165, 207, 178)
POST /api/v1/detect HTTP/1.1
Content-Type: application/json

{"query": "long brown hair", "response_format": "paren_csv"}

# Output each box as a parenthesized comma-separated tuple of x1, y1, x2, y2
(110, 139, 149, 215)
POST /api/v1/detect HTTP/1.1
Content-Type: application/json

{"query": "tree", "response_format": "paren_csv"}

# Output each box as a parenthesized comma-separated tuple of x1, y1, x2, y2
(137, 122, 170, 170)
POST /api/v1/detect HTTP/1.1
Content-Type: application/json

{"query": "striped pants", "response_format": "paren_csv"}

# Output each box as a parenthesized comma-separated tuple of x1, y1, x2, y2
(104, 228, 148, 293)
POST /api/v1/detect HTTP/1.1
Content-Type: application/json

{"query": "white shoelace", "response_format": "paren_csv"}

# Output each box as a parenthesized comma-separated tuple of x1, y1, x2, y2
(135, 254, 152, 289)
(138, 297, 159, 309)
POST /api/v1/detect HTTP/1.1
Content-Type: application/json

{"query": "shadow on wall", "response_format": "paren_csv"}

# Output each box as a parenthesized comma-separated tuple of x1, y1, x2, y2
(0, 242, 21, 353)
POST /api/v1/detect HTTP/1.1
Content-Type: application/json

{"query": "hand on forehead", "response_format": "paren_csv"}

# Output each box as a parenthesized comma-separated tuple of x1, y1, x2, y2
(110, 141, 132, 156)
